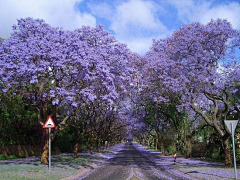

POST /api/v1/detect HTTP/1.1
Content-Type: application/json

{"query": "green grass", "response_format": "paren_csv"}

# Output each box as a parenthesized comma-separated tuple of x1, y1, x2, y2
(0, 154, 104, 180)
(0, 164, 76, 180)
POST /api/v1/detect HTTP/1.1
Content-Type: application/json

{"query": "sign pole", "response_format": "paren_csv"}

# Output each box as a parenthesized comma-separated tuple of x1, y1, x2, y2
(43, 115, 56, 173)
(231, 123, 237, 179)
(225, 120, 238, 179)
(49, 128, 51, 172)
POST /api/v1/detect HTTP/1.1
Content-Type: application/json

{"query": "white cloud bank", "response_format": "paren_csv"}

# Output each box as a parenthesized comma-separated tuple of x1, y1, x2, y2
(111, 0, 170, 55)
(0, 0, 96, 38)
(168, 0, 240, 30)
(110, 0, 166, 37)
(89, 0, 169, 55)
(1, 0, 240, 56)
(89, 0, 240, 55)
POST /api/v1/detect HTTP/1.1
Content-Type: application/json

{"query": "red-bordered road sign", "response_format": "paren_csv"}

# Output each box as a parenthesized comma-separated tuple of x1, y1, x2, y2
(43, 115, 56, 129)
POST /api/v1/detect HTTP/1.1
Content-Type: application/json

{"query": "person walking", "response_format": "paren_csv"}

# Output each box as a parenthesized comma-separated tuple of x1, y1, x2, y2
(174, 152, 177, 162)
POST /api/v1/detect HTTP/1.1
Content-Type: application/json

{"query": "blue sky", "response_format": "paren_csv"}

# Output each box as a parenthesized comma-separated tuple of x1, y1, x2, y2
(1, 0, 240, 55)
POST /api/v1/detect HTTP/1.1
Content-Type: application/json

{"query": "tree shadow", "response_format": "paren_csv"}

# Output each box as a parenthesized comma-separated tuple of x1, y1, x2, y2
(185, 170, 230, 179)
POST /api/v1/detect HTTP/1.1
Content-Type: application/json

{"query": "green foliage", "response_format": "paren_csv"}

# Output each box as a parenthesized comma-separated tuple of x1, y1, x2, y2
(210, 147, 225, 161)
(53, 127, 75, 153)
(202, 132, 226, 161)
(236, 148, 240, 163)
(0, 154, 26, 160)
(167, 145, 176, 155)
(0, 154, 5, 160)
(0, 92, 41, 146)
(145, 133, 155, 149)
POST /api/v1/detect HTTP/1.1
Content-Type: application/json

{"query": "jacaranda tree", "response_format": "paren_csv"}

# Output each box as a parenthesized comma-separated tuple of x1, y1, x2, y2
(0, 18, 136, 164)
(145, 19, 240, 167)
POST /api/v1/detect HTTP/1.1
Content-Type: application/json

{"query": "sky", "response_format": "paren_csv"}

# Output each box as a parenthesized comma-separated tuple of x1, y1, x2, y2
(1, 0, 240, 56)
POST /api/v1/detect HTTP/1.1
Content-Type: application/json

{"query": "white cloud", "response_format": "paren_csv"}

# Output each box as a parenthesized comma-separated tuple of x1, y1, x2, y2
(121, 38, 153, 56)
(168, 0, 240, 29)
(106, 0, 169, 55)
(118, 31, 173, 56)
(0, 0, 96, 38)
(87, 0, 170, 55)
(110, 0, 166, 38)
(198, 3, 240, 29)
(1, 0, 239, 56)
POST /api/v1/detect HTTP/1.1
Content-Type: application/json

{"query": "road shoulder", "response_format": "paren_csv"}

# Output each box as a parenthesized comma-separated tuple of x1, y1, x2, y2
(133, 142, 240, 180)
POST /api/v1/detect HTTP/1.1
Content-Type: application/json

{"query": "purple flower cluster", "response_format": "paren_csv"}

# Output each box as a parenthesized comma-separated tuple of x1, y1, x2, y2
(0, 18, 139, 136)
(140, 19, 240, 166)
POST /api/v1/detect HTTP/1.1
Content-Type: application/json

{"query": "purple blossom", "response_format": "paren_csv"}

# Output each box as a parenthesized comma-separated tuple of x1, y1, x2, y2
(2, 88, 8, 93)
(71, 102, 78, 107)
(232, 89, 238, 93)
(30, 76, 38, 84)
(49, 90, 55, 98)
(52, 99, 59, 105)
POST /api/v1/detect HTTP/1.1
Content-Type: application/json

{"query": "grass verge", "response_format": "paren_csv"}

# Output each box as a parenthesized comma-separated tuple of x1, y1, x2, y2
(0, 154, 104, 180)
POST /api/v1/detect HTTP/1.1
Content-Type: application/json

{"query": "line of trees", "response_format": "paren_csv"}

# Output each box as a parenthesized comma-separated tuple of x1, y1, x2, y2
(133, 19, 240, 167)
(0, 18, 139, 163)
(1, 18, 240, 167)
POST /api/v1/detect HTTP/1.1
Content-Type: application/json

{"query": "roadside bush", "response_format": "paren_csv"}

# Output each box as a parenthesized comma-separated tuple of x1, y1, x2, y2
(0, 93, 42, 146)
(192, 142, 207, 157)
(235, 148, 240, 163)
(166, 145, 176, 155)
(54, 127, 74, 153)
(0, 154, 27, 160)
(206, 147, 224, 161)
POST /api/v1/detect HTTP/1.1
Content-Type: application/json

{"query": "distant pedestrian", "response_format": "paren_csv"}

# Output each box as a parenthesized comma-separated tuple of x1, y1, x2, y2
(173, 152, 177, 162)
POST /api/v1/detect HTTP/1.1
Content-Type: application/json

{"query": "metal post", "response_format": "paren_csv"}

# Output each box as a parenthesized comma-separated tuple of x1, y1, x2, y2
(231, 123, 237, 179)
(49, 128, 51, 172)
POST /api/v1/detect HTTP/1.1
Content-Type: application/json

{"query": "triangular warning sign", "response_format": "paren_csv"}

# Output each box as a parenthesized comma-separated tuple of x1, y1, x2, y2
(43, 116, 56, 129)
(224, 120, 238, 135)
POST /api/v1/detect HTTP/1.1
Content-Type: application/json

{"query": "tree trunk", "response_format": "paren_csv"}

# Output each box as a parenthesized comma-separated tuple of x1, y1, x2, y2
(185, 137, 192, 158)
(41, 136, 49, 164)
(155, 138, 158, 151)
(89, 132, 95, 154)
(79, 136, 83, 153)
(73, 142, 79, 158)
(102, 141, 106, 150)
(139, 137, 142, 144)
(97, 140, 101, 153)
(106, 141, 109, 149)
(223, 137, 233, 167)
(160, 141, 164, 155)
(73, 127, 81, 157)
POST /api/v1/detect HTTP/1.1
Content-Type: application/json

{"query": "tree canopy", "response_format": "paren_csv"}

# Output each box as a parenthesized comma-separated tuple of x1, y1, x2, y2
(0, 18, 240, 166)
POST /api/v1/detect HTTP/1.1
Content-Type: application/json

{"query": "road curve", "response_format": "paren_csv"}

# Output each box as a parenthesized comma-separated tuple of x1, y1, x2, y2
(78, 142, 192, 180)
